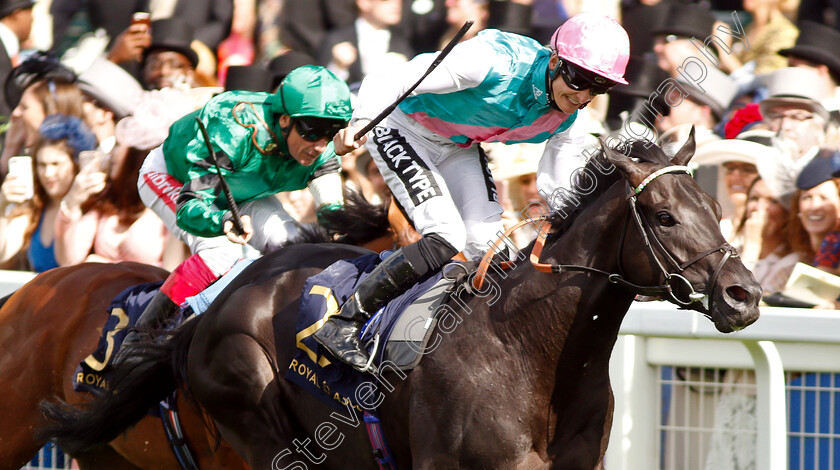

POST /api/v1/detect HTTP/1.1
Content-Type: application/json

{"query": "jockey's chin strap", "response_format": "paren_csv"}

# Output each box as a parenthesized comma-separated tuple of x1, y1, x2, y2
(527, 165, 738, 315)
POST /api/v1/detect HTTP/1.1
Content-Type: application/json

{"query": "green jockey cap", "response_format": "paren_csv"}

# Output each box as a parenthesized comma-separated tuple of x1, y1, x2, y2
(269, 65, 352, 121)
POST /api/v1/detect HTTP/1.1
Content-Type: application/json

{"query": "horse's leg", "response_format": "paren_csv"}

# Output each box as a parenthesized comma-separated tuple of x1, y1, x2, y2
(191, 331, 290, 468)
(595, 386, 615, 470)
(187, 285, 293, 469)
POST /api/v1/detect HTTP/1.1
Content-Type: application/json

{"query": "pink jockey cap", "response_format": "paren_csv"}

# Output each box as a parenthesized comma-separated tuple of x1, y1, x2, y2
(550, 13, 630, 85)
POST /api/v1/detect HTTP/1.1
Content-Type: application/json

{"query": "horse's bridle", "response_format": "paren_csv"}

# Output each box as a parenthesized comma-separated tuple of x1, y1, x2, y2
(528, 165, 738, 314)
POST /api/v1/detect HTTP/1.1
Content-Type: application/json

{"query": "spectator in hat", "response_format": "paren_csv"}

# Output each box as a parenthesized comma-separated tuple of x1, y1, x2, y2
(693, 129, 775, 244)
(651, 3, 719, 78)
(759, 67, 830, 161)
(658, 66, 738, 153)
(605, 55, 669, 140)
(317, 0, 413, 87)
(268, 50, 317, 91)
(0, 52, 83, 178)
(142, 18, 202, 90)
(779, 21, 840, 114)
(0, 0, 34, 119)
(76, 57, 144, 156)
(621, 0, 670, 57)
(789, 150, 840, 275)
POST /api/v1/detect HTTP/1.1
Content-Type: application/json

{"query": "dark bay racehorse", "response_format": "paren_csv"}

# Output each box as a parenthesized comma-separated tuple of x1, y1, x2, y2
(0, 262, 248, 469)
(41, 133, 762, 469)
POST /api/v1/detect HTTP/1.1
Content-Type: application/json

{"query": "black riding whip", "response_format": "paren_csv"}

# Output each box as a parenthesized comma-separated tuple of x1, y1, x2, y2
(194, 116, 246, 236)
(353, 20, 474, 141)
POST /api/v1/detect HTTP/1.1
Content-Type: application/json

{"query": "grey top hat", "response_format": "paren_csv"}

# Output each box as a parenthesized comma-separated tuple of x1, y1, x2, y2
(77, 58, 144, 120)
(758, 67, 829, 121)
(676, 66, 738, 120)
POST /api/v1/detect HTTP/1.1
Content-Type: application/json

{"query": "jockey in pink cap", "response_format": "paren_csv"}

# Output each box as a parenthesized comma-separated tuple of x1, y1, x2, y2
(315, 13, 631, 373)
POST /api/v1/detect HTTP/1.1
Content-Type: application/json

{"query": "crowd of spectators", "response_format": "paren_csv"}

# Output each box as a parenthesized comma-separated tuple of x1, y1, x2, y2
(0, 0, 838, 310)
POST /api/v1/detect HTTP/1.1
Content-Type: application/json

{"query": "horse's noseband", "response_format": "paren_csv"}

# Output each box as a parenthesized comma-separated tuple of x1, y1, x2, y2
(530, 165, 737, 314)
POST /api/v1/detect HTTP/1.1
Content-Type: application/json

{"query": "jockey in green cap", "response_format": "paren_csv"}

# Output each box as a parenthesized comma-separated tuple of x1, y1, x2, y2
(127, 65, 352, 347)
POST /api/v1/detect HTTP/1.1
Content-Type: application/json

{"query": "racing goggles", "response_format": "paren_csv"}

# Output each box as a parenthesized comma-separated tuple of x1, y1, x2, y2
(557, 60, 617, 96)
(293, 117, 347, 142)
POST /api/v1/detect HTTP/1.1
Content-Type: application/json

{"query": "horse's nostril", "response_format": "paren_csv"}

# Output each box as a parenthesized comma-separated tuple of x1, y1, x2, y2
(726, 285, 748, 302)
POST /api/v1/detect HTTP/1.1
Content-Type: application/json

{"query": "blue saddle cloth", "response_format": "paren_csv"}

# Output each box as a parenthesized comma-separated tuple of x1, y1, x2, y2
(287, 252, 442, 417)
(73, 281, 163, 396)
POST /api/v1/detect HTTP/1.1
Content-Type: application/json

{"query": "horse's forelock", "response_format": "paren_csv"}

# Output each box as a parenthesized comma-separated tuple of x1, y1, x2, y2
(544, 139, 662, 235)
(625, 139, 671, 166)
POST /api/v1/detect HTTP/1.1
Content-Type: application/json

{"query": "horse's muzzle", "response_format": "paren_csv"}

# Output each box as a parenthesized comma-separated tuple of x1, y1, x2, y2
(712, 281, 762, 333)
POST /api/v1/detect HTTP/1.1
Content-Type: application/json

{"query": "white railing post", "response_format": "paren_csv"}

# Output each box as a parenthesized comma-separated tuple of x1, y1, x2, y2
(607, 335, 659, 469)
(742, 340, 787, 470)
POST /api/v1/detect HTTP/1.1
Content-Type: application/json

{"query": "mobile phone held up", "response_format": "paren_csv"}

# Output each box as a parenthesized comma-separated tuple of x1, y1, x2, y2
(7, 156, 34, 200)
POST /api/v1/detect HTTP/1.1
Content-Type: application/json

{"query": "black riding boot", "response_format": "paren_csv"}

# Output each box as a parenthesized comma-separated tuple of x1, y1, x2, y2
(313, 248, 423, 372)
(121, 290, 180, 349)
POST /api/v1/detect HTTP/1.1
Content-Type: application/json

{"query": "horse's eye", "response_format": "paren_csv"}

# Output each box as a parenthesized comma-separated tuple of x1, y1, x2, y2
(657, 211, 676, 226)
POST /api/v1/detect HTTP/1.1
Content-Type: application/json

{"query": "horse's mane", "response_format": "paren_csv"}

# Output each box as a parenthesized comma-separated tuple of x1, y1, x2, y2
(282, 190, 391, 246)
(545, 140, 669, 239)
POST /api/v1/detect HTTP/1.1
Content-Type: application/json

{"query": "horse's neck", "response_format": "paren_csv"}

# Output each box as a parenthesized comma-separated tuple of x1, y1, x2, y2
(496, 185, 635, 384)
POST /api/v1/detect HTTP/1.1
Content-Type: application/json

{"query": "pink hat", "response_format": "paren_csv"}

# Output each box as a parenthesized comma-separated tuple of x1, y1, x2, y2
(550, 13, 629, 84)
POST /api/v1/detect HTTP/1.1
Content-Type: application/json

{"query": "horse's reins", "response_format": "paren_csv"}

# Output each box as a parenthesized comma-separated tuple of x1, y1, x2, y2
(475, 165, 736, 315)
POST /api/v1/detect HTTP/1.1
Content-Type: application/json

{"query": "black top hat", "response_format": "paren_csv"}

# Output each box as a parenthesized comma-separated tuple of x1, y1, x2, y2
(611, 56, 669, 98)
(651, 3, 716, 39)
(143, 18, 199, 67)
(4, 51, 76, 109)
(0, 0, 34, 19)
(268, 51, 316, 90)
(779, 21, 840, 81)
(225, 65, 273, 93)
(487, 0, 533, 38)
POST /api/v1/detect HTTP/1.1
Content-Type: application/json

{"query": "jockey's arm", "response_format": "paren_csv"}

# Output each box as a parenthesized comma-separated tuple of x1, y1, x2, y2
(175, 170, 231, 238)
(342, 35, 491, 149)
(307, 156, 345, 224)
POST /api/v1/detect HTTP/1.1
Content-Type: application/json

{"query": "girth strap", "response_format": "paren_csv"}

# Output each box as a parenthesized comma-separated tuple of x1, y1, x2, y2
(364, 411, 397, 469)
(159, 398, 199, 470)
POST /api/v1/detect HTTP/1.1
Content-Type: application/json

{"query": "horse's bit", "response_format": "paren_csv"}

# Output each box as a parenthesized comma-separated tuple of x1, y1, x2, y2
(529, 165, 738, 315)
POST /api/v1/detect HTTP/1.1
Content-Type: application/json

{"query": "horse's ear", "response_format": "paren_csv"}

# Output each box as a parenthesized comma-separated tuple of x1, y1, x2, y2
(598, 137, 646, 186)
(671, 126, 696, 166)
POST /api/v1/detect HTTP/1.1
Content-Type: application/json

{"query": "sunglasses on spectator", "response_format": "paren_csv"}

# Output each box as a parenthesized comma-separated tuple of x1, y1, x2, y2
(556, 60, 617, 96)
(293, 118, 347, 142)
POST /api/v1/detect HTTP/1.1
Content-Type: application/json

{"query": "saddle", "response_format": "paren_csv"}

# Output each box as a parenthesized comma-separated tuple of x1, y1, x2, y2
(288, 251, 470, 416)
(74, 281, 164, 396)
